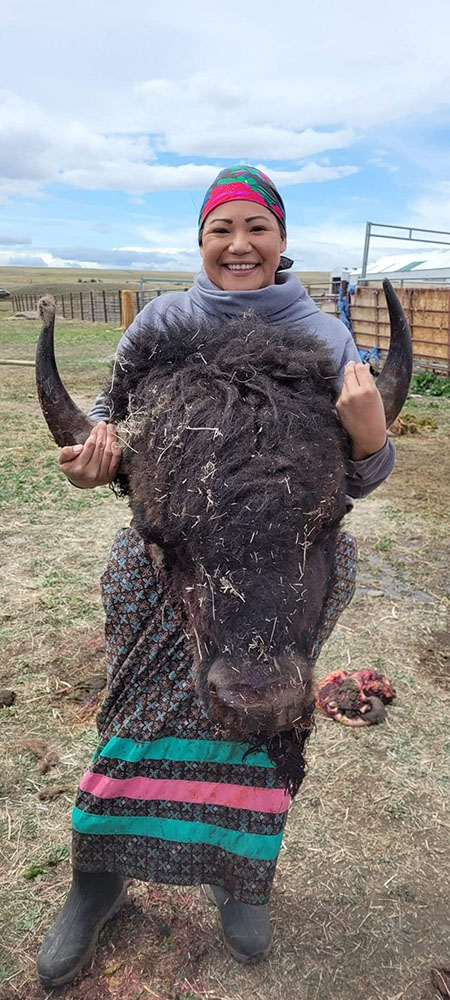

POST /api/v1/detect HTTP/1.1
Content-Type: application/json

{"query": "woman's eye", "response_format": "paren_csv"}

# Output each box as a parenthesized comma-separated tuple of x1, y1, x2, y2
(250, 226, 265, 232)
(212, 228, 229, 234)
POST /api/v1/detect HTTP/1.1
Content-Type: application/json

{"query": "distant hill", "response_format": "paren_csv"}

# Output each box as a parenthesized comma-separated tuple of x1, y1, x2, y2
(0, 266, 330, 298)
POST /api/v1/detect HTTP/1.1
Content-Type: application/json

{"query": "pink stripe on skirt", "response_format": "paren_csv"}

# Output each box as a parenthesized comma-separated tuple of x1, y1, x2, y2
(80, 770, 290, 815)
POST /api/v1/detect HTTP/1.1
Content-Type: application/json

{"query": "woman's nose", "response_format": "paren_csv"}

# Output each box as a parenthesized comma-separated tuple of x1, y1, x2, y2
(228, 231, 252, 253)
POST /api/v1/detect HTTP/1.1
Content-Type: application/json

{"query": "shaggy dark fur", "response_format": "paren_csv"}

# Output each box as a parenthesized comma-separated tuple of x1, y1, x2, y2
(105, 312, 349, 784)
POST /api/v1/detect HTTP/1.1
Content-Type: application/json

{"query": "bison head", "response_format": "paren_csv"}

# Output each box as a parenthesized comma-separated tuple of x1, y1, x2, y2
(36, 284, 411, 741)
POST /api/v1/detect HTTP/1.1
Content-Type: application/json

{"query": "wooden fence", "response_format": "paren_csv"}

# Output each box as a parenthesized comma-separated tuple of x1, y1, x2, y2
(11, 282, 337, 326)
(11, 283, 450, 374)
(351, 285, 450, 374)
(11, 283, 336, 323)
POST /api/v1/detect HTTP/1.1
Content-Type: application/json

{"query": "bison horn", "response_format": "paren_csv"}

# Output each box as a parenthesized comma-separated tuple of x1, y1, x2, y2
(376, 279, 413, 427)
(35, 296, 94, 447)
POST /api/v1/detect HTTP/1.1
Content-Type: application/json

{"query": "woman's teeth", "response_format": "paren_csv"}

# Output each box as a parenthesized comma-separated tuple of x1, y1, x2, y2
(225, 263, 258, 271)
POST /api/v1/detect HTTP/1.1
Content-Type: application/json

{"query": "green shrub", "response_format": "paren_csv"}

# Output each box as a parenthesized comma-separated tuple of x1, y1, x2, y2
(410, 372, 450, 397)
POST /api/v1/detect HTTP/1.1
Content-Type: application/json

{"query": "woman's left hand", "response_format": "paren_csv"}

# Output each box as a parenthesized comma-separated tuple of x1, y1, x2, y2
(336, 361, 387, 460)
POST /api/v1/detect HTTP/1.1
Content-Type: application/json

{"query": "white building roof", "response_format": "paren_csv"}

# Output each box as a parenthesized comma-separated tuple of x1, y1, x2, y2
(366, 248, 450, 274)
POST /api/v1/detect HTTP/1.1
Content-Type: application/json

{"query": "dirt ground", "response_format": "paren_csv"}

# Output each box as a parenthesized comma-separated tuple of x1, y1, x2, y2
(0, 315, 449, 1000)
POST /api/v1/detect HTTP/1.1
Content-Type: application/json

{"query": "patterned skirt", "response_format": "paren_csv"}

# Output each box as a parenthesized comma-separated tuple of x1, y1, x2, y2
(72, 525, 356, 904)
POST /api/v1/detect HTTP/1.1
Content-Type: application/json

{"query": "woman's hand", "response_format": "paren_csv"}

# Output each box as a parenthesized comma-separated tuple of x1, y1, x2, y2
(59, 421, 122, 489)
(336, 361, 387, 460)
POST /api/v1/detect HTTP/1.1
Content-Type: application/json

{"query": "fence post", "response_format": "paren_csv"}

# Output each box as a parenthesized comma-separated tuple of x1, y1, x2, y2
(374, 288, 380, 348)
(61, 294, 66, 318)
(79, 292, 84, 320)
(70, 293, 74, 319)
(121, 289, 135, 331)
(90, 290, 95, 322)
(118, 290, 122, 325)
(406, 288, 414, 355)
(102, 290, 107, 323)
(447, 291, 450, 377)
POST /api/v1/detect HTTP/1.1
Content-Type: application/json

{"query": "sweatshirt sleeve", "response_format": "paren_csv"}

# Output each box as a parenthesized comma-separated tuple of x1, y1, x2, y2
(345, 438, 395, 499)
(339, 334, 396, 498)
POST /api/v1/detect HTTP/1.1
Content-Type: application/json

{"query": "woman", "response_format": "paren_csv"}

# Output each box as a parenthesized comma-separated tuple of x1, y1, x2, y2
(37, 166, 393, 988)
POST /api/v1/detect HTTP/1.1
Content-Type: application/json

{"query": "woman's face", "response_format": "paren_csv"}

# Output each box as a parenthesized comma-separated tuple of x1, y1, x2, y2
(200, 201, 286, 291)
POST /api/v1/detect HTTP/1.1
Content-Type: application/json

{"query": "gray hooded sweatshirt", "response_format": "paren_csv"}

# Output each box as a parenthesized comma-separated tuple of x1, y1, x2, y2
(89, 269, 394, 501)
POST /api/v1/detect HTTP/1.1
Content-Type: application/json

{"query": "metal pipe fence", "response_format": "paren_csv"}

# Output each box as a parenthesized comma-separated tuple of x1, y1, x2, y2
(11, 289, 171, 324)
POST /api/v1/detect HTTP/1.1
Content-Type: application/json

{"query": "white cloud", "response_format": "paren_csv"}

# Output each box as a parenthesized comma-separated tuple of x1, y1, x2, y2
(0, 221, 437, 271)
(256, 164, 358, 186)
(57, 162, 218, 194)
(0, 178, 45, 204)
(0, 90, 157, 201)
(409, 183, 450, 232)
(135, 76, 360, 160)
(0, 89, 359, 198)
(163, 124, 357, 161)
(5, 1, 450, 136)
(1, 245, 201, 270)
(0, 233, 31, 245)
(2, 0, 450, 267)
(369, 157, 398, 173)
(136, 224, 199, 248)
(0, 249, 97, 268)
(283, 221, 416, 270)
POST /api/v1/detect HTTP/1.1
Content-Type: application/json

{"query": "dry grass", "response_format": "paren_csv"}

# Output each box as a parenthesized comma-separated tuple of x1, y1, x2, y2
(0, 311, 449, 1000)
(0, 267, 329, 300)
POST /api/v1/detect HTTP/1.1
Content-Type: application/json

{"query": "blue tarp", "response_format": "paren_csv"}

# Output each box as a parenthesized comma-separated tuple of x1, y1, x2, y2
(338, 282, 355, 333)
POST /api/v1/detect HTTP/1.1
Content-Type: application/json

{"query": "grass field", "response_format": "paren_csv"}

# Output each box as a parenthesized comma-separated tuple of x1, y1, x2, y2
(0, 266, 330, 299)
(0, 307, 449, 999)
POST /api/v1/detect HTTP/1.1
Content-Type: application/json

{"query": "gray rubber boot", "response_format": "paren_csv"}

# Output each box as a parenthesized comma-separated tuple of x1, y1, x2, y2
(37, 869, 127, 987)
(204, 884, 273, 962)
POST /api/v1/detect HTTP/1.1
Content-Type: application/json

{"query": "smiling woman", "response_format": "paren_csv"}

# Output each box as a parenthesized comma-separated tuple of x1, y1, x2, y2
(36, 162, 404, 990)
(200, 202, 286, 290)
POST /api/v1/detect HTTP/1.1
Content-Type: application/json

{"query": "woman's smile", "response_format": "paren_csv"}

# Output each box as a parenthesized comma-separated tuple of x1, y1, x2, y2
(223, 262, 260, 274)
(200, 201, 286, 291)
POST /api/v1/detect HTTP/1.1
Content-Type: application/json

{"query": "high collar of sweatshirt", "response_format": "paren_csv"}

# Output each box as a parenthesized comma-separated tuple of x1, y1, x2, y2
(188, 267, 321, 323)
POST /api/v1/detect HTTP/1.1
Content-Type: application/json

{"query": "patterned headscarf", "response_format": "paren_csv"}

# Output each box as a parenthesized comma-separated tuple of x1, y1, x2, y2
(198, 165, 286, 242)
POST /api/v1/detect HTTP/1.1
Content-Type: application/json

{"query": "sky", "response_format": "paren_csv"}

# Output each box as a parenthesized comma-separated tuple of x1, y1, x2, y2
(2, 0, 450, 272)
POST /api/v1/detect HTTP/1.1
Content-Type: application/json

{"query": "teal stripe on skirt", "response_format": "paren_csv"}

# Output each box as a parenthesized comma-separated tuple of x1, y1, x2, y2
(94, 735, 276, 769)
(72, 807, 283, 861)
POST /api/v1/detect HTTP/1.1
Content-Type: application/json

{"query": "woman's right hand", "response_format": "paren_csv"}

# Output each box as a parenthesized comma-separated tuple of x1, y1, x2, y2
(59, 421, 122, 489)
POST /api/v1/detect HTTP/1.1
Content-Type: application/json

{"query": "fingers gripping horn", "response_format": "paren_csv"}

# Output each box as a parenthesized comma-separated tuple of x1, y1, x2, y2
(35, 296, 94, 447)
(376, 279, 413, 427)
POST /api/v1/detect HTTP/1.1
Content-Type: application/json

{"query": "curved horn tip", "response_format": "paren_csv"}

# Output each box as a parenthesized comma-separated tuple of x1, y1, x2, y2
(38, 295, 56, 326)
